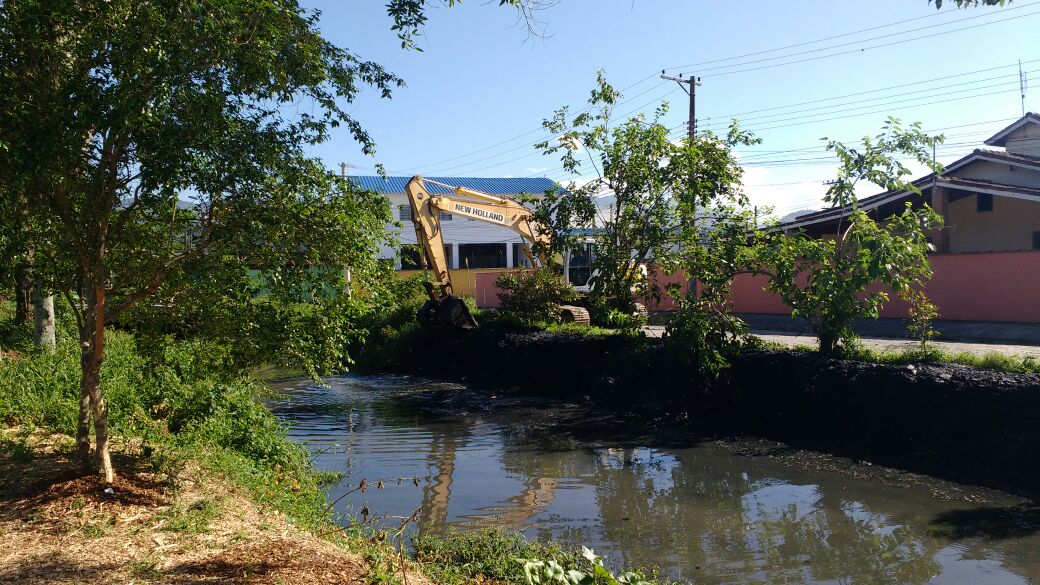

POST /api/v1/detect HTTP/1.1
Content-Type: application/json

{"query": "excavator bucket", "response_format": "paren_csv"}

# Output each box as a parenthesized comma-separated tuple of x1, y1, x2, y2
(417, 296, 479, 330)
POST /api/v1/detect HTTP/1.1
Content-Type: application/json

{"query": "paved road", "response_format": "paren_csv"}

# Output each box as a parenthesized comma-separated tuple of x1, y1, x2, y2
(642, 326, 1040, 360)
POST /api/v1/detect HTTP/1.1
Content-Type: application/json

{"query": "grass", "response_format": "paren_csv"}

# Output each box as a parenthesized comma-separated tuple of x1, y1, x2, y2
(158, 498, 219, 534)
(414, 529, 597, 585)
(769, 338, 1040, 374)
(0, 301, 333, 532)
(851, 345, 1040, 374)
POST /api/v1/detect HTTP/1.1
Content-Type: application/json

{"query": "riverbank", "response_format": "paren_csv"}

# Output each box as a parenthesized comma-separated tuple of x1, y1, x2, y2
(359, 325, 1040, 499)
(0, 308, 649, 584)
(0, 428, 421, 584)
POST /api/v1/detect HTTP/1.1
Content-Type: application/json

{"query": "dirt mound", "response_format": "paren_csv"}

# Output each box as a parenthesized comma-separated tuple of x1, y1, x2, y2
(169, 537, 369, 584)
(0, 430, 426, 585)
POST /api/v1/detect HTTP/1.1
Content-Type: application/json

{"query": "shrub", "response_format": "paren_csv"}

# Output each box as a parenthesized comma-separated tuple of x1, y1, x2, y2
(496, 269, 576, 326)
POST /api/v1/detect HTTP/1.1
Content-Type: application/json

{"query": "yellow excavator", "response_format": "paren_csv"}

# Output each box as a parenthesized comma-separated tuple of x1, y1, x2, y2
(405, 175, 590, 329)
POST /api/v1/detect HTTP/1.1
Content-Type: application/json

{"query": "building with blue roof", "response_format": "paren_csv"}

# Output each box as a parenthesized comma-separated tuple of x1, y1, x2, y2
(349, 175, 559, 271)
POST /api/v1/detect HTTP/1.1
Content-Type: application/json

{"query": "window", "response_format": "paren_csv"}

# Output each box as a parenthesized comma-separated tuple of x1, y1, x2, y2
(399, 245, 422, 270)
(459, 243, 507, 269)
(566, 245, 593, 287)
(977, 193, 993, 212)
(512, 243, 532, 268)
(1033, 231, 1040, 250)
(398, 205, 451, 221)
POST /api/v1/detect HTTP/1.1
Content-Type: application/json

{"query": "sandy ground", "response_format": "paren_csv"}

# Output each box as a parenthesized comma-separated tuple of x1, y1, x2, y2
(0, 429, 431, 585)
(642, 326, 1040, 359)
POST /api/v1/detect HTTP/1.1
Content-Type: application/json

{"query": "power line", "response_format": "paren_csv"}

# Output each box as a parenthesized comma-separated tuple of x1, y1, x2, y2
(736, 87, 1021, 134)
(418, 85, 684, 176)
(666, 3, 1039, 75)
(701, 77, 1030, 132)
(701, 61, 1039, 126)
(661, 5, 1010, 71)
(387, 74, 666, 174)
(698, 9, 1040, 78)
(395, 13, 1036, 175)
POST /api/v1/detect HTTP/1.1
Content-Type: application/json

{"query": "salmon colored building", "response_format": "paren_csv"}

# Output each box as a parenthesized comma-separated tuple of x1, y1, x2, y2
(731, 113, 1040, 324)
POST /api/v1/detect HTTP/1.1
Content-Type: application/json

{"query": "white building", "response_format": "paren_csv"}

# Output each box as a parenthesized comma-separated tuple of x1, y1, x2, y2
(349, 175, 559, 270)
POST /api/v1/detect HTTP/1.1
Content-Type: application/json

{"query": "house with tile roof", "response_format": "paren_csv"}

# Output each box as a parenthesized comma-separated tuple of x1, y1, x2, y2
(349, 175, 559, 271)
(732, 113, 1040, 324)
(776, 113, 1040, 254)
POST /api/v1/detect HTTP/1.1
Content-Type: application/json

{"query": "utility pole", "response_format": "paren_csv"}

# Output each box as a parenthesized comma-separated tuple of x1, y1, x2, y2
(662, 71, 703, 288)
(660, 71, 701, 138)
(340, 162, 349, 178)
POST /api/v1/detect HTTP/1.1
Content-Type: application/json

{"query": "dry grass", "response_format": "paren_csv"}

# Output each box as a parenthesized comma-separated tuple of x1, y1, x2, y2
(0, 428, 432, 585)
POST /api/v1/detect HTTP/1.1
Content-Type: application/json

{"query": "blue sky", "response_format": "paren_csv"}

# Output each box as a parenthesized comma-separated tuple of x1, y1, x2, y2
(302, 0, 1038, 217)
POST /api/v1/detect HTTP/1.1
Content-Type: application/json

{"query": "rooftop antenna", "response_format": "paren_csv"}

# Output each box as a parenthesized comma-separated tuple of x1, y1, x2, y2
(1020, 59, 1029, 116)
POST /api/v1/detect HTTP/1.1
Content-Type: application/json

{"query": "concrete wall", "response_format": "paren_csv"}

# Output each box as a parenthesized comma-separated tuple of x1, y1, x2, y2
(946, 192, 1040, 253)
(727, 250, 1040, 324)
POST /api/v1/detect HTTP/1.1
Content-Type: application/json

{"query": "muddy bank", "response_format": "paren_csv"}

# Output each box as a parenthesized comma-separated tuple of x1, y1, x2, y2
(364, 327, 1040, 498)
(0, 429, 430, 585)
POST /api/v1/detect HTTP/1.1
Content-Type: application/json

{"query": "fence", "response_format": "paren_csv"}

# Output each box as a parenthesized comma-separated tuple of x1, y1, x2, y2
(727, 250, 1040, 324)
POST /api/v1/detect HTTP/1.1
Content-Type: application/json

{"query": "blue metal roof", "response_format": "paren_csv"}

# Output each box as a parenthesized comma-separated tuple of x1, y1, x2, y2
(348, 175, 560, 196)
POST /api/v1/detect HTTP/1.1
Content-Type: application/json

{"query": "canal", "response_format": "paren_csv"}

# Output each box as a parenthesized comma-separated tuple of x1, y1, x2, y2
(268, 374, 1040, 584)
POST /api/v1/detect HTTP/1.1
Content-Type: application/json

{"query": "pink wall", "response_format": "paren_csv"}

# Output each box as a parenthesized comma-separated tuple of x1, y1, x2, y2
(473, 271, 509, 308)
(728, 251, 1040, 324)
(642, 269, 690, 311)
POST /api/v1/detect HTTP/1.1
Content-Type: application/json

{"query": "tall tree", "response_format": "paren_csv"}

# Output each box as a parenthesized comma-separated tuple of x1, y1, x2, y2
(760, 120, 944, 356)
(535, 73, 691, 312)
(0, 0, 515, 483)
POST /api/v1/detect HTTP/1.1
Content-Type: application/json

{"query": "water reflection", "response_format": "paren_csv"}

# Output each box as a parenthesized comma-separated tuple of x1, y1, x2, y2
(268, 375, 1040, 584)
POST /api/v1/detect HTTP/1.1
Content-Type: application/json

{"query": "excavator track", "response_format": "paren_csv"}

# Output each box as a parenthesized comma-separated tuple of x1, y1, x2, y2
(558, 305, 591, 325)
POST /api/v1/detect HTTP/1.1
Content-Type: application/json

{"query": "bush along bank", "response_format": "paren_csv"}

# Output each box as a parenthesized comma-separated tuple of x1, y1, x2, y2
(357, 324, 1040, 499)
(0, 302, 657, 584)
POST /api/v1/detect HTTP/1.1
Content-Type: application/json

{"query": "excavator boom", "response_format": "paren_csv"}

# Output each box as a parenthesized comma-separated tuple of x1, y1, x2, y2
(404, 176, 587, 329)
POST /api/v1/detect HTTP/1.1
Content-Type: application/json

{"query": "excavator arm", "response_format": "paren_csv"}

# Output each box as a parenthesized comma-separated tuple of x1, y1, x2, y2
(405, 176, 565, 329)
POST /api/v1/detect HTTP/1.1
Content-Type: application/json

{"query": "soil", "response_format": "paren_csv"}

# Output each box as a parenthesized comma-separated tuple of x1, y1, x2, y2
(0, 429, 432, 585)
(369, 326, 1040, 499)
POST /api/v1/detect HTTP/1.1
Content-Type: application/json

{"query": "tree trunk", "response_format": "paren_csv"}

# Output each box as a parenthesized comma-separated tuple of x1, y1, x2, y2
(33, 280, 56, 352)
(14, 267, 31, 325)
(77, 285, 114, 483)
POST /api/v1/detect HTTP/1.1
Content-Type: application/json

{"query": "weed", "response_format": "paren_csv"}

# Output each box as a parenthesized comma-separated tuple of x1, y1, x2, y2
(130, 558, 162, 580)
(0, 433, 33, 463)
(81, 515, 115, 538)
(414, 529, 593, 585)
(159, 498, 218, 534)
(849, 346, 1040, 374)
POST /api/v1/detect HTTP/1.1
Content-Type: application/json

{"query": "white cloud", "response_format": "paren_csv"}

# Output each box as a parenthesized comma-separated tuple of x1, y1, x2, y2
(740, 165, 829, 218)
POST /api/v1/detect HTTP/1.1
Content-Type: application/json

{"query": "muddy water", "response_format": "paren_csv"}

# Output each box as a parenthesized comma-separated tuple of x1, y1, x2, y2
(268, 374, 1040, 585)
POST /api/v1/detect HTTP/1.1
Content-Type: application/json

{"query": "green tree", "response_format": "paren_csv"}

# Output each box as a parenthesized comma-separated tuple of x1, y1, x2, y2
(0, 0, 539, 482)
(760, 119, 944, 356)
(534, 72, 690, 312)
(932, 0, 1009, 7)
(661, 126, 765, 375)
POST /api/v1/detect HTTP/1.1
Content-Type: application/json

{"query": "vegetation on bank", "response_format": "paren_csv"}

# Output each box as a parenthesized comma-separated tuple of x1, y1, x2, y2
(0, 301, 331, 530)
(0, 298, 658, 583)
